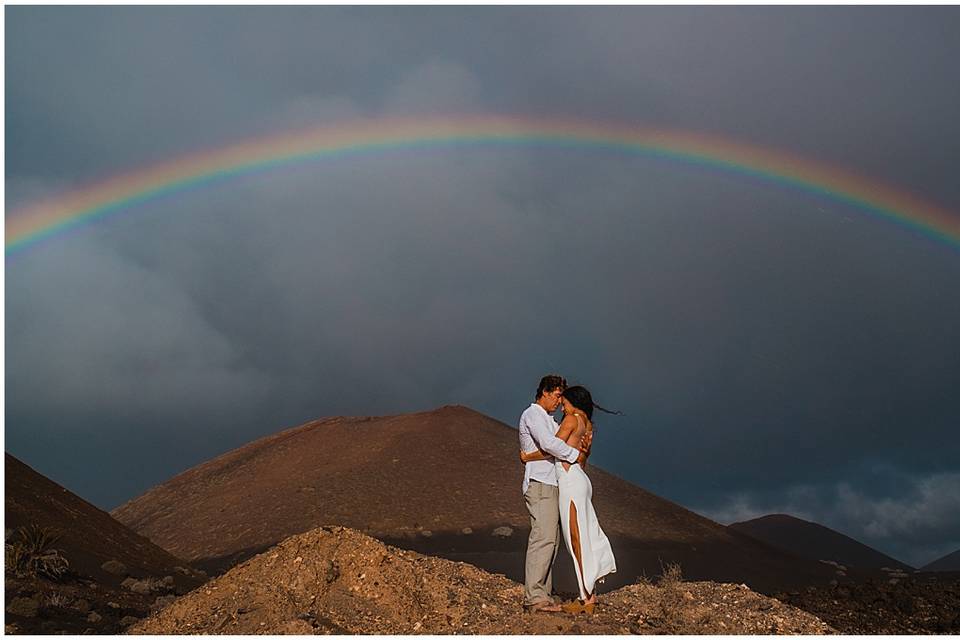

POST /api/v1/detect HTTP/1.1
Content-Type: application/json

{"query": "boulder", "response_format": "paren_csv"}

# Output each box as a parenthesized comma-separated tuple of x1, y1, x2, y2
(101, 560, 128, 576)
(6, 596, 40, 618)
(130, 579, 154, 595)
(492, 526, 513, 538)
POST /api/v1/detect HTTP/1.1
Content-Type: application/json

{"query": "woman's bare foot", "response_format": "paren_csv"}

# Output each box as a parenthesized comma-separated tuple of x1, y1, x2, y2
(561, 598, 596, 615)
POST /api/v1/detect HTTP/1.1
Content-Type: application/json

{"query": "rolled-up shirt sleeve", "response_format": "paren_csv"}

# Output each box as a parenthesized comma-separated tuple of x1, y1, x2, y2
(528, 411, 580, 464)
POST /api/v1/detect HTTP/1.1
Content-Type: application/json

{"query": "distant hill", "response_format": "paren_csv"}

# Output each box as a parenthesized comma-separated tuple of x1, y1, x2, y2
(5, 453, 198, 584)
(112, 405, 839, 593)
(728, 514, 913, 571)
(921, 549, 960, 572)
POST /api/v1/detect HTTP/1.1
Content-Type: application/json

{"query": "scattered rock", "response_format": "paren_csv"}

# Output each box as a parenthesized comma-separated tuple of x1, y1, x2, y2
(276, 619, 314, 634)
(106, 601, 121, 609)
(461, 527, 473, 535)
(121, 577, 137, 589)
(492, 526, 513, 538)
(101, 560, 128, 576)
(323, 559, 340, 583)
(162, 575, 175, 588)
(6, 596, 40, 618)
(153, 595, 178, 610)
(776, 574, 960, 634)
(87, 612, 102, 623)
(130, 579, 154, 594)
(420, 530, 433, 538)
(73, 598, 91, 613)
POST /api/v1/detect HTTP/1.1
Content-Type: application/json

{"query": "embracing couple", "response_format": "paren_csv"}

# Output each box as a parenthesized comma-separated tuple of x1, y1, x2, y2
(519, 374, 618, 615)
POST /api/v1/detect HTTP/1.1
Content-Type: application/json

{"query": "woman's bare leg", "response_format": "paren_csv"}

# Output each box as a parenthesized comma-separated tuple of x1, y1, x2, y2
(569, 500, 594, 603)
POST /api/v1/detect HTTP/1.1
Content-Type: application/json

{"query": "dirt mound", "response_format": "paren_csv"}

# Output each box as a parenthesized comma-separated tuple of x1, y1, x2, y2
(112, 405, 837, 593)
(729, 513, 914, 570)
(129, 526, 832, 635)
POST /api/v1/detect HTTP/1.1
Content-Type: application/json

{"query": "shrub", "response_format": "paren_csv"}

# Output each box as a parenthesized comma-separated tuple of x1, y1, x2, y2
(44, 591, 72, 608)
(657, 561, 686, 631)
(658, 561, 683, 588)
(5, 525, 70, 580)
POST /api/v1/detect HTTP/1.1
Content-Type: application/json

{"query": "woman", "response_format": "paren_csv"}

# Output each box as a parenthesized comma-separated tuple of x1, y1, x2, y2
(520, 385, 618, 614)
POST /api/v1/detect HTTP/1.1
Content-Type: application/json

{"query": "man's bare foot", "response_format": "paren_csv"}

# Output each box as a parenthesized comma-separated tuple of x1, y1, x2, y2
(525, 600, 563, 613)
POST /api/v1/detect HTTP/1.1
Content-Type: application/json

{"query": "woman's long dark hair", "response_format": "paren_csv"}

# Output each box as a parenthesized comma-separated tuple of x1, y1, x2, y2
(562, 385, 623, 421)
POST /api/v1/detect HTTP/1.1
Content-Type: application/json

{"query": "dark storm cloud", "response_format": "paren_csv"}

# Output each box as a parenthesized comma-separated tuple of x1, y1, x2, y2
(6, 7, 959, 565)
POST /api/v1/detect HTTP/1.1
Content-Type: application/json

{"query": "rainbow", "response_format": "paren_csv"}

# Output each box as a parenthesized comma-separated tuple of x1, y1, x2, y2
(6, 115, 960, 255)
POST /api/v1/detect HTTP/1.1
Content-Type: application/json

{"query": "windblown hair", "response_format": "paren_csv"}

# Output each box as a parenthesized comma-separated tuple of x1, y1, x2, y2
(535, 374, 567, 400)
(562, 385, 623, 421)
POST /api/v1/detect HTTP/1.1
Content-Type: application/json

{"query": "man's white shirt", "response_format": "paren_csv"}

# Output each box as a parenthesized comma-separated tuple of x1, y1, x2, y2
(519, 402, 581, 495)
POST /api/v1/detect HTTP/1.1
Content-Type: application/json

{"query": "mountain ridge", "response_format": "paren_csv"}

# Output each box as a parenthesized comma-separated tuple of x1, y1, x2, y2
(921, 549, 960, 572)
(729, 513, 913, 571)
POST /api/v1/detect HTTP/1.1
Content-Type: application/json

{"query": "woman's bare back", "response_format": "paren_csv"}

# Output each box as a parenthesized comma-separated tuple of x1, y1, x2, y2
(561, 414, 592, 471)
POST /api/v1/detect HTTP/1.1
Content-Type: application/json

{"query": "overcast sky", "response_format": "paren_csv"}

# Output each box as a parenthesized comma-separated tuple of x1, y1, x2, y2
(6, 6, 959, 568)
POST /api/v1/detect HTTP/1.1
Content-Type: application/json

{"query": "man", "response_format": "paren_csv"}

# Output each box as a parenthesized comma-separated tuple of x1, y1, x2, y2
(519, 374, 590, 613)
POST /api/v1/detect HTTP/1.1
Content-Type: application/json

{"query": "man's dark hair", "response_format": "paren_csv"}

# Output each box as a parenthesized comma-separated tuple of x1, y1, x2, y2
(535, 374, 567, 400)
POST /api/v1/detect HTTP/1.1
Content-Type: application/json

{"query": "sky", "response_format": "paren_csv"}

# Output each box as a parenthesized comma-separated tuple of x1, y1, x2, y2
(5, 6, 960, 569)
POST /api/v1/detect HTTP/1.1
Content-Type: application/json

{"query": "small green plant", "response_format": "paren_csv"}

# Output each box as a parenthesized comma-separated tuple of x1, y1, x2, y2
(5, 525, 70, 580)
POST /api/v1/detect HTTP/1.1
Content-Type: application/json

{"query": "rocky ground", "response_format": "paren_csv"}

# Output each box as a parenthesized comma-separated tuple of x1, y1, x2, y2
(129, 526, 832, 635)
(4, 560, 206, 635)
(774, 568, 960, 635)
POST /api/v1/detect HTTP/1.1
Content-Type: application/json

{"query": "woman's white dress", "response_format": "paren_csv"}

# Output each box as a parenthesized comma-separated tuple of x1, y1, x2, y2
(555, 424, 617, 600)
